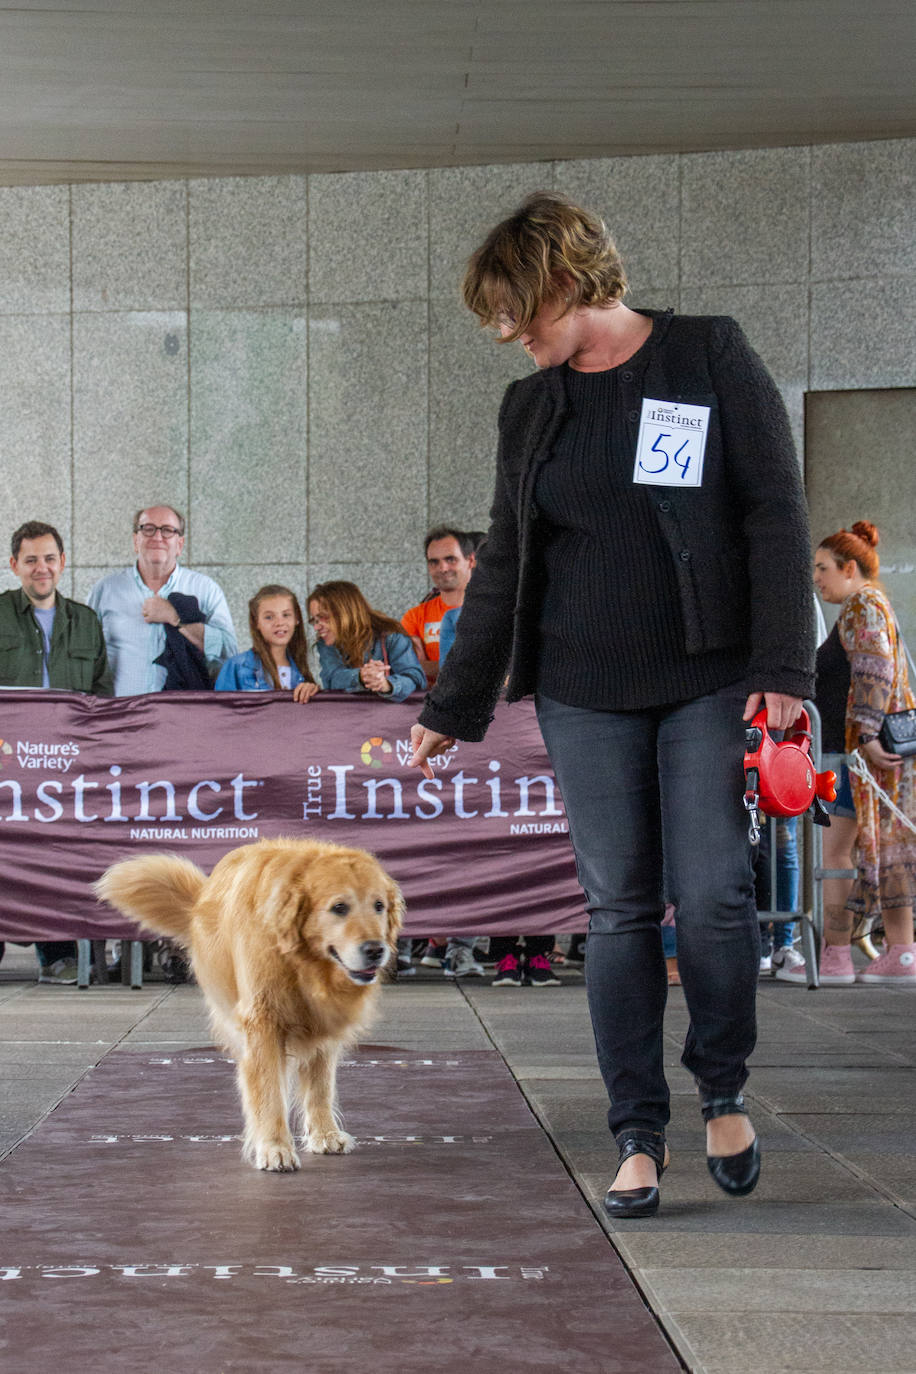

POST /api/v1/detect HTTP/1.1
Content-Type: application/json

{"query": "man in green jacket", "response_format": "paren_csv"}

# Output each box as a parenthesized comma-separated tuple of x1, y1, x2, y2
(1, 521, 112, 983)
(1, 522, 111, 694)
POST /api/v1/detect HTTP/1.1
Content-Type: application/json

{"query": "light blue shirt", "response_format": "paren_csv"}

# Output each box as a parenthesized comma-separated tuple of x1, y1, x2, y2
(88, 563, 237, 697)
(439, 606, 462, 665)
(32, 605, 57, 688)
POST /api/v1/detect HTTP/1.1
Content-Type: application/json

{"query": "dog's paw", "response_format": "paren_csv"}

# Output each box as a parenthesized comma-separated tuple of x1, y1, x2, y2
(254, 1140, 301, 1172)
(306, 1129, 356, 1155)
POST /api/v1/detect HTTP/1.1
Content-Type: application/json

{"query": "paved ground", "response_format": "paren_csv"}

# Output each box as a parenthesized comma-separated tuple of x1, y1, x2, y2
(2, 942, 916, 1373)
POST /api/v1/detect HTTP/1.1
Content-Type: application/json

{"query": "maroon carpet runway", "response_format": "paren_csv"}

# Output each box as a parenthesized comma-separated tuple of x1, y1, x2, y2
(0, 1047, 681, 1372)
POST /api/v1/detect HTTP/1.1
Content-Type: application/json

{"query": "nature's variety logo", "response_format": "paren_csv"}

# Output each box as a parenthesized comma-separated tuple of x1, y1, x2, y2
(360, 737, 392, 769)
(0, 739, 12, 769)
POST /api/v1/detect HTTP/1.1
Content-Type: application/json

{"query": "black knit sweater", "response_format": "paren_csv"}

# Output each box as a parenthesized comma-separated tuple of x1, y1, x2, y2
(420, 311, 815, 743)
(533, 359, 747, 708)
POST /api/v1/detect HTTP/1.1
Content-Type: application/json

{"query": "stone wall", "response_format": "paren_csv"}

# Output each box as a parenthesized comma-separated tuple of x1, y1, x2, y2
(0, 137, 912, 637)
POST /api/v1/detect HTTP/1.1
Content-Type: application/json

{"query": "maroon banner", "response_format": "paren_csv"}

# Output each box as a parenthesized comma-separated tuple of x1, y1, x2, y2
(0, 690, 583, 941)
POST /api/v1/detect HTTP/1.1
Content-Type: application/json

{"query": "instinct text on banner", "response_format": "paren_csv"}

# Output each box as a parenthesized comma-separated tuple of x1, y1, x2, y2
(0, 691, 581, 941)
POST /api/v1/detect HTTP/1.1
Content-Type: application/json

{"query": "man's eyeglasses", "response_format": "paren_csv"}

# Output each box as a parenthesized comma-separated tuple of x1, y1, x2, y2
(134, 523, 182, 538)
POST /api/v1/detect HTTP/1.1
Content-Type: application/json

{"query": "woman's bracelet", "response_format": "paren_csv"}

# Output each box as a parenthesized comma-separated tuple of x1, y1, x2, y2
(858, 732, 878, 746)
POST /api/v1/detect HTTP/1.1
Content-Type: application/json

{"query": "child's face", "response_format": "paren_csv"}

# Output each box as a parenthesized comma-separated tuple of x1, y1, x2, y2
(308, 600, 336, 646)
(256, 595, 298, 648)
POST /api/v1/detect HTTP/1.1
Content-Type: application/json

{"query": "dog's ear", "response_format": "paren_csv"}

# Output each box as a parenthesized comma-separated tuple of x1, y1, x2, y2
(384, 878, 405, 944)
(275, 898, 308, 954)
(265, 856, 311, 954)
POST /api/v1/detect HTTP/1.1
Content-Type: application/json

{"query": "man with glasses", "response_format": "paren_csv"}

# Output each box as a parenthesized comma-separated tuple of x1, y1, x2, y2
(88, 504, 237, 697)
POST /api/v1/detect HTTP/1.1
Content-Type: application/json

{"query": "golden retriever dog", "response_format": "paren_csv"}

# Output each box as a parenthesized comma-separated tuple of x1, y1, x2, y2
(95, 838, 403, 1172)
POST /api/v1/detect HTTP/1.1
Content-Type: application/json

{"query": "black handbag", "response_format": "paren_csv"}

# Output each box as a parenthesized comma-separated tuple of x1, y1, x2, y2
(879, 708, 916, 758)
(875, 615, 916, 757)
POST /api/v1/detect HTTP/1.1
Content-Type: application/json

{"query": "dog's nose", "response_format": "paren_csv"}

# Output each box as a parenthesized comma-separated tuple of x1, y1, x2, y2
(360, 941, 386, 965)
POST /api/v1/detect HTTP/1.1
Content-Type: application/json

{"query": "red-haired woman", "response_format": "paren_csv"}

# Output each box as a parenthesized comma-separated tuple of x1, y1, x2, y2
(784, 522, 916, 985)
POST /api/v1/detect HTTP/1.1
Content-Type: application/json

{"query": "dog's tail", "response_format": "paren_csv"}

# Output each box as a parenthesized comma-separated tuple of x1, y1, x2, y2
(94, 854, 206, 944)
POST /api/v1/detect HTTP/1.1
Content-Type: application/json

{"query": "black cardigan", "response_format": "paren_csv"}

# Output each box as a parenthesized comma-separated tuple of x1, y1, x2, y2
(420, 310, 815, 742)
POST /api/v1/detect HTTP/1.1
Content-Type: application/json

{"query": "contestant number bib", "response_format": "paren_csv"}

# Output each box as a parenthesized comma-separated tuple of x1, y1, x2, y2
(633, 398, 711, 487)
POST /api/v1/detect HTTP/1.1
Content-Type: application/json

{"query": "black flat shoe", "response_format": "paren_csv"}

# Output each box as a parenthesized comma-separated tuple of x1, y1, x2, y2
(700, 1092, 761, 1197)
(603, 1132, 668, 1219)
(706, 1136, 760, 1196)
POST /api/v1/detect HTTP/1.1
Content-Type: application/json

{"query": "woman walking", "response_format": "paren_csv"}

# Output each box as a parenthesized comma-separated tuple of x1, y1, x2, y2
(409, 191, 814, 1215)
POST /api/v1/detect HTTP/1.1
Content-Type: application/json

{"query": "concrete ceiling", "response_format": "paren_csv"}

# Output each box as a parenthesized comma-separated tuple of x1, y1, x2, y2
(0, 0, 913, 185)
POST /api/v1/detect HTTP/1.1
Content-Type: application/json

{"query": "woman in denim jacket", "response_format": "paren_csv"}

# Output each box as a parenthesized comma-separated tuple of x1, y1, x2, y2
(308, 580, 426, 704)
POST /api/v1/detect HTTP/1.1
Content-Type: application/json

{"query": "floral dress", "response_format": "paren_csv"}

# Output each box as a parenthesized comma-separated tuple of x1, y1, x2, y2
(838, 585, 916, 916)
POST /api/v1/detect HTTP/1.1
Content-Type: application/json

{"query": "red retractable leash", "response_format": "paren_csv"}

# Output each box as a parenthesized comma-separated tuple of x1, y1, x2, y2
(742, 707, 837, 843)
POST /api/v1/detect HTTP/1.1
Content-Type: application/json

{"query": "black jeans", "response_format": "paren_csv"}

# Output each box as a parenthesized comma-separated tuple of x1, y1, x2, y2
(537, 685, 758, 1141)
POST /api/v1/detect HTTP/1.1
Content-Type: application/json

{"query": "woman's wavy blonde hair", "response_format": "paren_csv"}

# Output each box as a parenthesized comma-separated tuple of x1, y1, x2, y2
(307, 581, 403, 669)
(462, 191, 627, 343)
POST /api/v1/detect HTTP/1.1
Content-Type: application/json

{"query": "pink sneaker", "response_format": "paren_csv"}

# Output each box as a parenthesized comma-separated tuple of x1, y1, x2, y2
(818, 941, 855, 986)
(491, 953, 522, 987)
(775, 940, 854, 985)
(856, 943, 916, 985)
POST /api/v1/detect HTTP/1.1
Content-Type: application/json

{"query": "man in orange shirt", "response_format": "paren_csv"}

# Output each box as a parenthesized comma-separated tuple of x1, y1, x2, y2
(401, 525, 485, 978)
(401, 526, 477, 684)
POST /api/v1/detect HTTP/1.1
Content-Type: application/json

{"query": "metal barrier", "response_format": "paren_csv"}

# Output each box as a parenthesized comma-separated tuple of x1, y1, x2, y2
(754, 699, 820, 987)
(75, 938, 145, 990)
(756, 699, 858, 990)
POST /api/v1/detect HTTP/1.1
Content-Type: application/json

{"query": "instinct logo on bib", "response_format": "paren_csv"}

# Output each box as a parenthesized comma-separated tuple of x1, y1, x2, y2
(633, 398, 711, 488)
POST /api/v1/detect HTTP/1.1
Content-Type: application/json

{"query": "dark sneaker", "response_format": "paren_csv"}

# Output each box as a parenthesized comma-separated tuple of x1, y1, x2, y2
(420, 942, 447, 968)
(492, 953, 523, 986)
(526, 953, 561, 986)
(158, 943, 193, 984)
(565, 937, 587, 964)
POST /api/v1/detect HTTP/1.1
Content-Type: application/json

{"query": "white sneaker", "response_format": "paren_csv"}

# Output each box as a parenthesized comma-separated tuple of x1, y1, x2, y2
(38, 958, 79, 985)
(443, 946, 485, 978)
(773, 946, 807, 981)
(758, 954, 772, 976)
